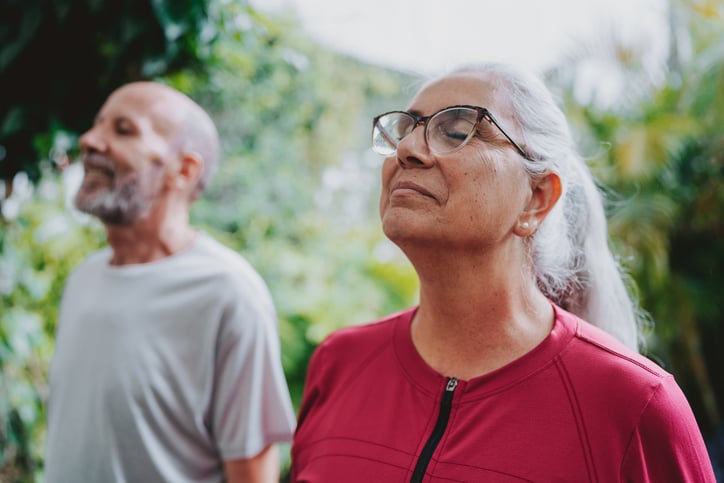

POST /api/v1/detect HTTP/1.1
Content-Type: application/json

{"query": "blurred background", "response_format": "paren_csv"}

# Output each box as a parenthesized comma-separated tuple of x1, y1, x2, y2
(0, 0, 722, 480)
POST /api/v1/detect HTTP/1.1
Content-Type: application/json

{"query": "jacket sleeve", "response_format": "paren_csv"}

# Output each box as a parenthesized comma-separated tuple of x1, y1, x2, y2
(290, 336, 333, 481)
(621, 375, 716, 482)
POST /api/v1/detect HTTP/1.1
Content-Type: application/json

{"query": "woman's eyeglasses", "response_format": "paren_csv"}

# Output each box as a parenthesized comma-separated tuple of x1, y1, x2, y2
(372, 105, 532, 160)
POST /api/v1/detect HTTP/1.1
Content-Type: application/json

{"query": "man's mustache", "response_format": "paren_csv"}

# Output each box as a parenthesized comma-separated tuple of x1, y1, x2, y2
(81, 153, 116, 175)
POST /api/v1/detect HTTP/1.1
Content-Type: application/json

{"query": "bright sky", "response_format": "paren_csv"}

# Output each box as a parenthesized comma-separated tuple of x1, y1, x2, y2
(252, 0, 670, 76)
(246, 0, 672, 228)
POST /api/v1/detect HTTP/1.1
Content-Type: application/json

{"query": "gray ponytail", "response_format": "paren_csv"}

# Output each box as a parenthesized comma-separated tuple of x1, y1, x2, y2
(454, 63, 645, 350)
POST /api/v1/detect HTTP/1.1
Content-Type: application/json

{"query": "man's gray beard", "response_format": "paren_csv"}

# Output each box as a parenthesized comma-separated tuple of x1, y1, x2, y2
(74, 173, 154, 225)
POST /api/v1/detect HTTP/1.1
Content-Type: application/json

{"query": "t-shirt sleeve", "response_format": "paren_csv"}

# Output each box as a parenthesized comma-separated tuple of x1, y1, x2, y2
(210, 274, 296, 460)
(621, 375, 716, 482)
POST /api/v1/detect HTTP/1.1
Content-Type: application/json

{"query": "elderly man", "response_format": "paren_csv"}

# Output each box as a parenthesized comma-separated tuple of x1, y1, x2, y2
(45, 82, 295, 482)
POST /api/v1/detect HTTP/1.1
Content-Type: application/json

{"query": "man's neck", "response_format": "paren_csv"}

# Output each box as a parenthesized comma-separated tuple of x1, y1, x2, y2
(105, 211, 197, 266)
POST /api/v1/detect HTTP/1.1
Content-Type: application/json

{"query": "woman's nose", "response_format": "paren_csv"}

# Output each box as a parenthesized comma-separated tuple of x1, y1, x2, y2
(395, 124, 434, 169)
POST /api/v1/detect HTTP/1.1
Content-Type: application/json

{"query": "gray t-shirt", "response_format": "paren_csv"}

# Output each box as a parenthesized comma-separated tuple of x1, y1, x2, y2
(45, 233, 296, 483)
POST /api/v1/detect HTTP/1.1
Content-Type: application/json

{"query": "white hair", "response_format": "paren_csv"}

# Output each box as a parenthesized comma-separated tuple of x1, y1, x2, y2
(453, 63, 647, 350)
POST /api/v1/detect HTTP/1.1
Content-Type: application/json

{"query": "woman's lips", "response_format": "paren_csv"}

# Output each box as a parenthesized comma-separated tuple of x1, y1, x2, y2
(391, 181, 438, 202)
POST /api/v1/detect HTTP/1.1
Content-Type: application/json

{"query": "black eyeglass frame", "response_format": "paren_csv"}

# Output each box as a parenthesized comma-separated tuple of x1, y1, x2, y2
(372, 104, 533, 161)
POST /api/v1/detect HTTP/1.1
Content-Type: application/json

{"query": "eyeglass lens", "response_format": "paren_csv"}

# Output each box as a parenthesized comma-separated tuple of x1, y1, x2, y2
(427, 108, 479, 154)
(373, 107, 480, 156)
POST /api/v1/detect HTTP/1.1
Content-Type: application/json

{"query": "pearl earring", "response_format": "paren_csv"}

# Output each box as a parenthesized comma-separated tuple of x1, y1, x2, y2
(521, 221, 530, 229)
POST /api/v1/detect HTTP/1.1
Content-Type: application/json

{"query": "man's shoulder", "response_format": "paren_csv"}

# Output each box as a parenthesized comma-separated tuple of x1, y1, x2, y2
(68, 247, 112, 277)
(188, 234, 273, 307)
(192, 233, 265, 279)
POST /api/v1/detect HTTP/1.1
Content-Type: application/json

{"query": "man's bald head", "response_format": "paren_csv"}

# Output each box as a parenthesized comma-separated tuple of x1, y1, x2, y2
(112, 81, 220, 199)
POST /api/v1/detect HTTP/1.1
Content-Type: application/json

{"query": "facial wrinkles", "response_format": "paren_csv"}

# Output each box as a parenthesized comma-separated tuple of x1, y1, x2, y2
(75, 84, 188, 222)
(385, 76, 511, 208)
(387, 148, 448, 208)
(423, 72, 525, 147)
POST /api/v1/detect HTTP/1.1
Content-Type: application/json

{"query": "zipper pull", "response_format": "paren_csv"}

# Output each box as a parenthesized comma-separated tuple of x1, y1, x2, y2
(446, 377, 458, 392)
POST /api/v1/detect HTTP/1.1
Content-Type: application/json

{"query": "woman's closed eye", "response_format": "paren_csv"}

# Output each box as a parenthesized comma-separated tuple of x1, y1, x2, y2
(436, 119, 475, 141)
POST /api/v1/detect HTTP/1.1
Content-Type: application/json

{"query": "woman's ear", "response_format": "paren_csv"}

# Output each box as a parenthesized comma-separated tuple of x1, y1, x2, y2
(514, 171, 562, 236)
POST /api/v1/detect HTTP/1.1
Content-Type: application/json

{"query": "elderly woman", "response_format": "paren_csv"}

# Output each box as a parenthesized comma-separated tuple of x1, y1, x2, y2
(291, 63, 714, 482)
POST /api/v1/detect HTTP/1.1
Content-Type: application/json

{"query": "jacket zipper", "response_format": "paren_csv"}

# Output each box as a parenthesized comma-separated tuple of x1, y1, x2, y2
(410, 377, 458, 483)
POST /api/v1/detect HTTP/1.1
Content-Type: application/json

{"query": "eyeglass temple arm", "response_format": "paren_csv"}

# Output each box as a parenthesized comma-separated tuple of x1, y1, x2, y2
(484, 112, 532, 161)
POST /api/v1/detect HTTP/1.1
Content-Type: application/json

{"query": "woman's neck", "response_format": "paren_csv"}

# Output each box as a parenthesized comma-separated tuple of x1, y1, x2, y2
(409, 247, 554, 380)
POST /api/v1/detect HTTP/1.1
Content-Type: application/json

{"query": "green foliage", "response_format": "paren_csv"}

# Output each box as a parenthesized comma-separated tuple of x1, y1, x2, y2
(4, 0, 720, 479)
(0, 3, 418, 479)
(171, 3, 419, 408)
(553, 1, 724, 437)
(1, 166, 105, 481)
(0, 1, 223, 475)
(0, 0, 221, 182)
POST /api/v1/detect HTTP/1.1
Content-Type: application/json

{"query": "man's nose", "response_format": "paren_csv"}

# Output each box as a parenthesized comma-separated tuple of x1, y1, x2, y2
(79, 125, 107, 152)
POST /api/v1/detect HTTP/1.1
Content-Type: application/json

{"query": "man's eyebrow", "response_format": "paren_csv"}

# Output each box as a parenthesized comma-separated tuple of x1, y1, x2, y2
(92, 113, 127, 126)
(112, 115, 138, 127)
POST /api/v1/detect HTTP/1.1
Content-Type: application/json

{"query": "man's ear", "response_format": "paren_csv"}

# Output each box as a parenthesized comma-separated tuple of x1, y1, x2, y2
(173, 151, 204, 194)
(513, 171, 562, 237)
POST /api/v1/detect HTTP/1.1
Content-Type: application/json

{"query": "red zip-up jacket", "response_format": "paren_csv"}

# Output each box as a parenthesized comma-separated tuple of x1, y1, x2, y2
(291, 305, 715, 482)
